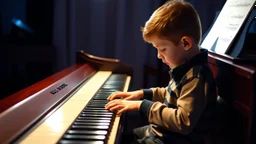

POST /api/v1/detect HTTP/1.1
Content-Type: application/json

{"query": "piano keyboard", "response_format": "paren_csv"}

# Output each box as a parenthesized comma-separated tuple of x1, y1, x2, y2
(19, 71, 131, 144)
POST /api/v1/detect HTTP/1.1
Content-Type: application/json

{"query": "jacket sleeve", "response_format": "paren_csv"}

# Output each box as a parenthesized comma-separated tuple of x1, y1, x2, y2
(143, 87, 167, 102)
(140, 76, 208, 135)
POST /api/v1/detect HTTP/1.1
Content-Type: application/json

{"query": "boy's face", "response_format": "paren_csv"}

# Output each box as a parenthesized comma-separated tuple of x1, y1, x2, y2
(150, 37, 187, 69)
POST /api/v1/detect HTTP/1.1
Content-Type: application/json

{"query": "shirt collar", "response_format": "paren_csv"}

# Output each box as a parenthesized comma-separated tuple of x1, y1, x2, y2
(169, 48, 208, 82)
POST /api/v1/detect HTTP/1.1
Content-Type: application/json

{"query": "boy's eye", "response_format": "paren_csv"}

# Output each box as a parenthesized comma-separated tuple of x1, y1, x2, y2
(160, 48, 166, 51)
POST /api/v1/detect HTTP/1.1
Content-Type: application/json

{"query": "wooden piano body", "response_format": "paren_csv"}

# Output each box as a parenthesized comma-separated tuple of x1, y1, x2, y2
(207, 51, 256, 144)
(0, 50, 133, 144)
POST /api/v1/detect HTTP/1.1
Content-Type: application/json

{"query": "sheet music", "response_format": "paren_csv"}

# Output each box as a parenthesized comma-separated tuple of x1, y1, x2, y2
(201, 0, 255, 54)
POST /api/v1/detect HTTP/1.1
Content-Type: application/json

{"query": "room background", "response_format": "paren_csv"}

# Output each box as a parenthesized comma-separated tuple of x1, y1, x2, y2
(0, 0, 226, 99)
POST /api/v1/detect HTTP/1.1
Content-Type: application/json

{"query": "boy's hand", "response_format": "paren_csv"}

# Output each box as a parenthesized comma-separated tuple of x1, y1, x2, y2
(107, 90, 143, 101)
(105, 100, 142, 115)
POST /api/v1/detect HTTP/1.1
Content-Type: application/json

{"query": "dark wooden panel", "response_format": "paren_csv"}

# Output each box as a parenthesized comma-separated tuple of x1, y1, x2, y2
(208, 51, 256, 144)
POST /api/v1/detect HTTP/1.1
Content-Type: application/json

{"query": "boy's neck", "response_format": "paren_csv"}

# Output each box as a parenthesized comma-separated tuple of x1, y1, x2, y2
(186, 45, 200, 60)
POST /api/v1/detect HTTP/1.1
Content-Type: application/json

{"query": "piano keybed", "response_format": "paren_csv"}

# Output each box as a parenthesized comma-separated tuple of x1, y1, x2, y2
(18, 71, 131, 144)
(58, 74, 127, 144)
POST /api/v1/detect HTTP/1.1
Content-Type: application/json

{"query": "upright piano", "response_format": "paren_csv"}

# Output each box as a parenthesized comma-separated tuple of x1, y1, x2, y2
(0, 50, 133, 144)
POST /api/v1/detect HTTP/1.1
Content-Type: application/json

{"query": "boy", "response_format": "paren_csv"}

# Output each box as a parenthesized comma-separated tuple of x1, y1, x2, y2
(105, 0, 217, 143)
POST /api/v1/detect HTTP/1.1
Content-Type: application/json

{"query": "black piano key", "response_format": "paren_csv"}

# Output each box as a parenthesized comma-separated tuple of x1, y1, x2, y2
(63, 134, 106, 141)
(67, 130, 108, 135)
(74, 122, 110, 126)
(83, 110, 111, 113)
(96, 90, 113, 93)
(95, 93, 112, 96)
(86, 105, 106, 108)
(101, 85, 123, 89)
(100, 87, 121, 91)
(77, 116, 111, 120)
(88, 103, 108, 106)
(86, 102, 109, 106)
(93, 93, 109, 96)
(75, 119, 111, 123)
(80, 114, 112, 117)
(81, 111, 112, 115)
(86, 103, 108, 108)
(108, 74, 126, 80)
(93, 97, 108, 100)
(89, 100, 109, 104)
(97, 90, 116, 93)
(101, 85, 123, 88)
(87, 104, 108, 107)
(59, 140, 104, 144)
(89, 100, 109, 103)
(93, 95, 109, 99)
(87, 101, 107, 104)
(93, 95, 109, 98)
(71, 125, 109, 130)
(84, 107, 108, 110)
(93, 96, 109, 99)
(104, 83, 124, 86)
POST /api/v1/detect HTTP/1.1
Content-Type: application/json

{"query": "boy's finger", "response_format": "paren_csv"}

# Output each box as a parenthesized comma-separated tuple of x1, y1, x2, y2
(124, 95, 133, 100)
(104, 100, 116, 109)
(117, 107, 127, 115)
(110, 105, 124, 112)
(108, 91, 125, 100)
(107, 92, 118, 100)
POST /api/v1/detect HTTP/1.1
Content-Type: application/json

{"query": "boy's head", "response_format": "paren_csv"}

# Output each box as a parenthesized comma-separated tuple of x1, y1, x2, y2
(141, 0, 202, 68)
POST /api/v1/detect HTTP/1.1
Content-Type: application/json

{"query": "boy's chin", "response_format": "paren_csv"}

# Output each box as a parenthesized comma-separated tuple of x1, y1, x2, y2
(163, 62, 172, 68)
(167, 64, 175, 69)
(166, 63, 171, 68)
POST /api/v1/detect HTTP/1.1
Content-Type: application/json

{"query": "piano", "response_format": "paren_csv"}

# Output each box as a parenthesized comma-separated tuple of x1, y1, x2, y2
(0, 50, 133, 144)
(207, 51, 256, 144)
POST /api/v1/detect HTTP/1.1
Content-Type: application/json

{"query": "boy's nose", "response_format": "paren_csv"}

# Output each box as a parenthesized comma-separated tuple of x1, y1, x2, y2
(157, 52, 162, 59)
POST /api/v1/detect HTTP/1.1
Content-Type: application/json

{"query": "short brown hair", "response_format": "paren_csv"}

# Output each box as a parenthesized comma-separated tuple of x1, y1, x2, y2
(141, 0, 202, 45)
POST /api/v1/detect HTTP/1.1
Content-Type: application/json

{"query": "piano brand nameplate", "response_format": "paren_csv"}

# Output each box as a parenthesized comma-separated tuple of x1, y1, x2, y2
(50, 83, 68, 95)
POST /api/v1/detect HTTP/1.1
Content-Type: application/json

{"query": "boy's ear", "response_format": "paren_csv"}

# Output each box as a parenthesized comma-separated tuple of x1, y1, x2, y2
(181, 36, 192, 51)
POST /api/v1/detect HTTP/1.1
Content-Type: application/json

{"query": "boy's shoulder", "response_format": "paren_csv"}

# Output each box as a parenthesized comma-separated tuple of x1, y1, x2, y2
(171, 48, 210, 82)
(183, 63, 210, 80)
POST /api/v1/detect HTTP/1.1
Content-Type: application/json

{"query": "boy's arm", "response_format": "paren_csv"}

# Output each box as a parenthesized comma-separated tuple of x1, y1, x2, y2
(143, 87, 166, 102)
(140, 76, 208, 135)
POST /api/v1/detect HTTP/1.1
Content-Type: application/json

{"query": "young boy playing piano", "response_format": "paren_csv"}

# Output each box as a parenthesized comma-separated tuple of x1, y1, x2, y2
(105, 0, 217, 143)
